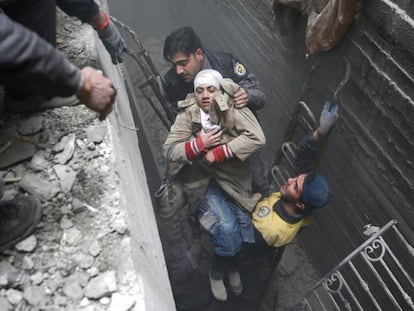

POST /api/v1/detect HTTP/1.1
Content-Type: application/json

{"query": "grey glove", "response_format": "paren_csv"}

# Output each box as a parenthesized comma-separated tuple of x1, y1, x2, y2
(97, 21, 127, 64)
(318, 101, 339, 135)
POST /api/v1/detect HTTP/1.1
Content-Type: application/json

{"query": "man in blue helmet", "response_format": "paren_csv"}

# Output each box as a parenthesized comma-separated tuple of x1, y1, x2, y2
(203, 102, 338, 299)
(252, 102, 338, 248)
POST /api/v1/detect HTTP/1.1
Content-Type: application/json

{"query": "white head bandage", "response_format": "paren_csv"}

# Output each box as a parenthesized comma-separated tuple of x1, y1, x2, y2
(194, 69, 223, 91)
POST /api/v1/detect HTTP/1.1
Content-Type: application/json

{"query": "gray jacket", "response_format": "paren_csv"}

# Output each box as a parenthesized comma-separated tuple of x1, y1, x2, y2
(0, 9, 80, 97)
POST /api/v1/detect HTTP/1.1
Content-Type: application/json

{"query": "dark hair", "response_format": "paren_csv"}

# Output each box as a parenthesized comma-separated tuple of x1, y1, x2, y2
(163, 27, 203, 62)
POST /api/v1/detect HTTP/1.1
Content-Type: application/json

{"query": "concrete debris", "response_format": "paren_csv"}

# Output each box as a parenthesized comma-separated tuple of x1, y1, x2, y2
(15, 235, 37, 252)
(23, 285, 49, 306)
(18, 116, 44, 136)
(21, 255, 35, 270)
(0, 137, 35, 169)
(19, 172, 60, 202)
(84, 270, 117, 299)
(6, 288, 23, 305)
(53, 133, 76, 164)
(0, 296, 12, 311)
(0, 11, 141, 311)
(53, 164, 76, 193)
(86, 124, 108, 144)
(29, 151, 49, 172)
(109, 293, 136, 311)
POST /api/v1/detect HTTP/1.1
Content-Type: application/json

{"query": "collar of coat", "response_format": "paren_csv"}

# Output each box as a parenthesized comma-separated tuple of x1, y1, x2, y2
(177, 78, 239, 124)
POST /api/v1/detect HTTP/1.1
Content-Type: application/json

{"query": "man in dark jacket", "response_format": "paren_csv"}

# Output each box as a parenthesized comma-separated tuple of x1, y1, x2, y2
(163, 26, 269, 195)
(0, 0, 127, 113)
(0, 0, 126, 251)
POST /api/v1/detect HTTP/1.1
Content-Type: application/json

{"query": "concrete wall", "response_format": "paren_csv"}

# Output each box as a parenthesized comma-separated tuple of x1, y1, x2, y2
(280, 0, 414, 273)
(95, 8, 176, 309)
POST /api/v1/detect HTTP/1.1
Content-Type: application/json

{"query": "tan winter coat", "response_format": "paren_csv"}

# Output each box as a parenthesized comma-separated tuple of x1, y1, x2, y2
(163, 79, 266, 213)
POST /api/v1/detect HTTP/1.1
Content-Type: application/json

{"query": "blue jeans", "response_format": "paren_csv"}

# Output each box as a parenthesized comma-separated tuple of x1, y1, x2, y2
(198, 180, 254, 257)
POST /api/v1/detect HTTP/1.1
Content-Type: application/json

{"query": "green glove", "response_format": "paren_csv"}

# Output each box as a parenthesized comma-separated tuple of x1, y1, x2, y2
(318, 102, 339, 135)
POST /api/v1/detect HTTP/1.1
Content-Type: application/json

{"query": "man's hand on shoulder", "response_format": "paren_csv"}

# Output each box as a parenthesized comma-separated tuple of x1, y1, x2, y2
(233, 87, 249, 108)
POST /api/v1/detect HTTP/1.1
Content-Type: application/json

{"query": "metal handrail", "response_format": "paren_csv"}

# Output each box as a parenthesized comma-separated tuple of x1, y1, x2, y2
(291, 219, 414, 310)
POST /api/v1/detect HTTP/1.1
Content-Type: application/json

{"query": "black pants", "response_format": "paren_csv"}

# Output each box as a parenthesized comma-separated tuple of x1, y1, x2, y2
(1, 0, 57, 99)
(2, 0, 57, 46)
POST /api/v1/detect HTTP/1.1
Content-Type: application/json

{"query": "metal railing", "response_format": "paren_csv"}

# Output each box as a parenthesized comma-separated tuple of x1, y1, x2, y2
(291, 219, 414, 310)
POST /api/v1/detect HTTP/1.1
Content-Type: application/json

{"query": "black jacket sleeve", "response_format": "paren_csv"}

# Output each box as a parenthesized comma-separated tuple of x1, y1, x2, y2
(56, 0, 100, 23)
(0, 10, 82, 97)
(295, 133, 322, 174)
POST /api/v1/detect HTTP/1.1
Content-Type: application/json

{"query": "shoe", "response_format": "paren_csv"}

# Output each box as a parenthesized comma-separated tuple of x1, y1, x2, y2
(0, 196, 43, 251)
(209, 271, 227, 301)
(228, 269, 243, 296)
(5, 94, 79, 113)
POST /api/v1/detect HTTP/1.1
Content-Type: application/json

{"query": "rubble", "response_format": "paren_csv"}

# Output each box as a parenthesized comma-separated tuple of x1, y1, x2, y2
(0, 10, 141, 311)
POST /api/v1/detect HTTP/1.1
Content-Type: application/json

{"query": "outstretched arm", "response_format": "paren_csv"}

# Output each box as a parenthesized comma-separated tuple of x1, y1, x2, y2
(56, 0, 127, 64)
(0, 11, 116, 120)
(295, 102, 339, 174)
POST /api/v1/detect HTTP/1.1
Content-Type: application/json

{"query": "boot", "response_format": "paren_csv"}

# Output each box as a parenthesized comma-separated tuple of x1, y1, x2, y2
(5, 93, 79, 113)
(0, 196, 43, 251)
(228, 269, 243, 296)
(209, 271, 227, 301)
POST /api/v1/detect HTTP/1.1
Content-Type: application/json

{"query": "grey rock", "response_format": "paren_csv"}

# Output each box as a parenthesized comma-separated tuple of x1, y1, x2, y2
(73, 254, 94, 270)
(99, 297, 110, 305)
(29, 152, 49, 172)
(54, 164, 76, 193)
(54, 134, 76, 164)
(45, 273, 63, 293)
(0, 138, 35, 170)
(21, 255, 35, 270)
(79, 297, 91, 307)
(0, 260, 17, 277)
(60, 216, 74, 230)
(109, 293, 135, 311)
(68, 271, 89, 288)
(87, 267, 99, 277)
(30, 271, 45, 285)
(61, 204, 72, 215)
(86, 125, 107, 144)
(0, 274, 7, 288)
(6, 270, 29, 288)
(86, 142, 96, 151)
(0, 296, 12, 311)
(19, 172, 59, 202)
(2, 187, 18, 201)
(6, 288, 23, 305)
(63, 227, 82, 245)
(54, 294, 68, 306)
(72, 198, 84, 214)
(63, 279, 83, 301)
(84, 270, 116, 299)
(15, 235, 37, 252)
(75, 139, 85, 149)
(23, 285, 48, 306)
(111, 218, 128, 235)
(88, 241, 101, 257)
(19, 116, 44, 135)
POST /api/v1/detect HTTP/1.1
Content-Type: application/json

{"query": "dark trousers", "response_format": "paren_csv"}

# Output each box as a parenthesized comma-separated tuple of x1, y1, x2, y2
(1, 0, 57, 99)
(2, 0, 57, 46)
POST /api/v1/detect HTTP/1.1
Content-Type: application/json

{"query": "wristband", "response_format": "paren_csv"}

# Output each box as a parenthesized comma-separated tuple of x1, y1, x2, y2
(97, 12, 110, 31)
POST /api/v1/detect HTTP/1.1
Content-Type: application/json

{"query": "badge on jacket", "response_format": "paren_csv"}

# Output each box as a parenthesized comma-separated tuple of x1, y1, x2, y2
(233, 62, 247, 78)
(257, 206, 271, 218)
